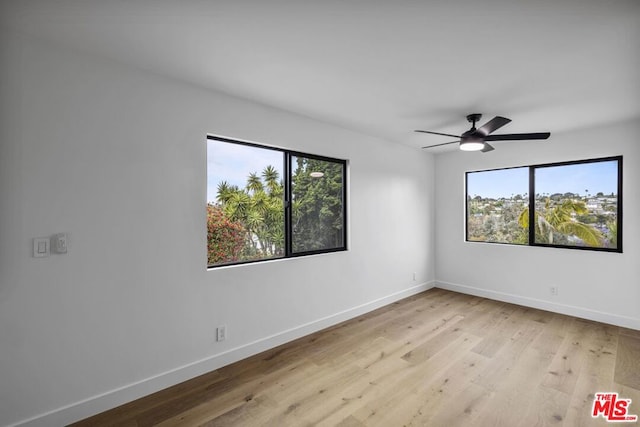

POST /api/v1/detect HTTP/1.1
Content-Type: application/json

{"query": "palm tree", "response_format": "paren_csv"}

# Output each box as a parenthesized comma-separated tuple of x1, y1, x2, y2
(519, 198, 603, 246)
(251, 190, 270, 214)
(246, 173, 263, 194)
(225, 191, 251, 222)
(245, 210, 264, 251)
(262, 166, 280, 195)
(607, 221, 618, 248)
(214, 166, 286, 260)
(216, 181, 234, 204)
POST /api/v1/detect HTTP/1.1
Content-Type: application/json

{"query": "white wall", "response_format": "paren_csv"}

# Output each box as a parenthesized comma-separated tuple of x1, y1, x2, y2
(435, 118, 640, 329)
(0, 32, 435, 426)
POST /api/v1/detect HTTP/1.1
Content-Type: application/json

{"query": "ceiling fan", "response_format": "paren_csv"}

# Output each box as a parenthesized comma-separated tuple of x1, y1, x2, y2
(416, 113, 550, 152)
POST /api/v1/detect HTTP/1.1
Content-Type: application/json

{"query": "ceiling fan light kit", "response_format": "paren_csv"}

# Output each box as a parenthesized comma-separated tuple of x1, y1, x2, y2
(416, 113, 550, 153)
(459, 138, 485, 152)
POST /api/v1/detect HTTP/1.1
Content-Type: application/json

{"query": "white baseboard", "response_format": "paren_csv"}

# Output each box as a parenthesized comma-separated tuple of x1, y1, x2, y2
(435, 280, 640, 330)
(13, 281, 435, 427)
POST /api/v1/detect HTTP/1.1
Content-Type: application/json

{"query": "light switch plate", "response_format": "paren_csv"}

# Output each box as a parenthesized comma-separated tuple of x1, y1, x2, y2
(33, 237, 50, 258)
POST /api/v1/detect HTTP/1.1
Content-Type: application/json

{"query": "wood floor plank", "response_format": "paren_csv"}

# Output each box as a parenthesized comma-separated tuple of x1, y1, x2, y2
(71, 289, 640, 427)
(615, 334, 640, 389)
(259, 361, 367, 425)
(614, 383, 640, 421)
(470, 317, 545, 392)
(542, 325, 587, 394)
(399, 352, 491, 426)
(619, 327, 640, 339)
(348, 333, 484, 426)
(416, 382, 495, 427)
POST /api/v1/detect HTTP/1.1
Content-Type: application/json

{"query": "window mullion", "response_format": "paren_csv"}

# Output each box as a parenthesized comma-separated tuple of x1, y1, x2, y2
(284, 152, 292, 257)
(529, 166, 535, 245)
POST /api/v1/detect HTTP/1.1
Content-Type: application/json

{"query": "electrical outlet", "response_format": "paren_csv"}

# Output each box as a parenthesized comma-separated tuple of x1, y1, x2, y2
(413, 272, 417, 281)
(52, 233, 68, 254)
(550, 286, 558, 296)
(216, 325, 227, 342)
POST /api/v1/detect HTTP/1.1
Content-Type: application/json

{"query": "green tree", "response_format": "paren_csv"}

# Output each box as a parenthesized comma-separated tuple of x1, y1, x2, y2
(216, 181, 234, 204)
(291, 157, 344, 252)
(246, 173, 263, 194)
(518, 198, 603, 246)
(607, 221, 618, 248)
(262, 165, 281, 196)
(212, 160, 343, 262)
(215, 167, 284, 261)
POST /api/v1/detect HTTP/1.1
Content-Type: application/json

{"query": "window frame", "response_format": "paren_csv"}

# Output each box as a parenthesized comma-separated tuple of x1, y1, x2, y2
(464, 165, 529, 245)
(207, 135, 348, 268)
(465, 156, 623, 253)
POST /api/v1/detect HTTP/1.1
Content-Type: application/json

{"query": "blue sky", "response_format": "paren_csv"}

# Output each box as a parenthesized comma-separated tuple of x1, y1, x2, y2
(467, 160, 618, 199)
(207, 140, 283, 203)
(535, 160, 618, 196)
(467, 167, 528, 199)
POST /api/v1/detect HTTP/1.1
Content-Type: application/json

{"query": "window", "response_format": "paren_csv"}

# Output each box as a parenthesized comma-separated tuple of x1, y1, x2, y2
(291, 154, 346, 254)
(207, 136, 347, 267)
(466, 166, 529, 244)
(466, 156, 622, 252)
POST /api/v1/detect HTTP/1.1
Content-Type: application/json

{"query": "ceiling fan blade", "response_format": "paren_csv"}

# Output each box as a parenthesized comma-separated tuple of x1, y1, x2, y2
(415, 130, 461, 138)
(481, 143, 495, 153)
(484, 132, 551, 141)
(476, 116, 511, 136)
(421, 140, 460, 149)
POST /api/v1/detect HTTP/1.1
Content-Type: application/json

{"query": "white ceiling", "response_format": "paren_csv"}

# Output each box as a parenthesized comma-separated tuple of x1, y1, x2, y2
(2, 0, 639, 151)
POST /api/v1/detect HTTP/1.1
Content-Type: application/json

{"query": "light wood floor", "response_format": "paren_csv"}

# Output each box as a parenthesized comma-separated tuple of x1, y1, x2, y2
(72, 289, 640, 426)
